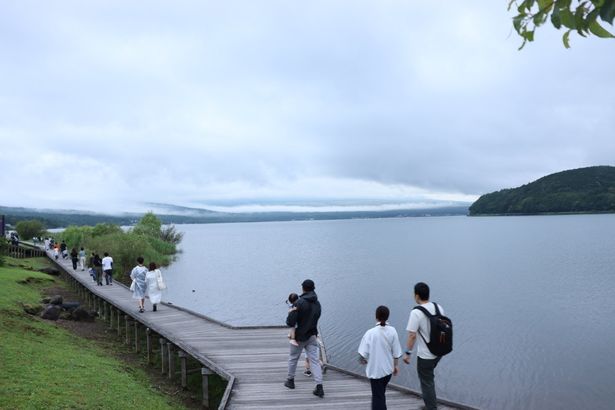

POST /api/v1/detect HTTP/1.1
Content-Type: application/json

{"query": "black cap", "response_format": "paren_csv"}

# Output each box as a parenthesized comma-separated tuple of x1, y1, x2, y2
(301, 279, 315, 291)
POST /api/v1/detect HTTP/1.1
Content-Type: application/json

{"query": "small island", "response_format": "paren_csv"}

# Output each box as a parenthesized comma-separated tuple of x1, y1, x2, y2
(469, 166, 615, 215)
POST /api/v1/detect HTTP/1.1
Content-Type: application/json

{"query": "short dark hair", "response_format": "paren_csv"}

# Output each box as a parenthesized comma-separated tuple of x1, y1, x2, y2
(376, 305, 390, 326)
(104, 252, 109, 257)
(288, 293, 299, 304)
(137, 256, 144, 264)
(149, 262, 157, 271)
(414, 282, 430, 301)
(301, 279, 315, 292)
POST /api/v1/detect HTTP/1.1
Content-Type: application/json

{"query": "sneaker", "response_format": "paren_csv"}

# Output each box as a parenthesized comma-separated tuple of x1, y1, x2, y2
(303, 369, 312, 377)
(313, 384, 324, 398)
(284, 379, 295, 389)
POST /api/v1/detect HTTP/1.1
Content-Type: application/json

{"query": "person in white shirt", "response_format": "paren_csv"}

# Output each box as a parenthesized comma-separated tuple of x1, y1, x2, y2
(403, 282, 444, 410)
(358, 305, 403, 410)
(101, 252, 114, 285)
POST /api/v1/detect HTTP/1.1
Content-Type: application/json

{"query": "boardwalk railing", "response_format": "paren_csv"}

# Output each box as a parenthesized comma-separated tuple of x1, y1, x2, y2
(6, 244, 46, 258)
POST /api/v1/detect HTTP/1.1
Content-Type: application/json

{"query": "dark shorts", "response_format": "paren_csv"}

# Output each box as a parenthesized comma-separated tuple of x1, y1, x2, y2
(104, 269, 113, 275)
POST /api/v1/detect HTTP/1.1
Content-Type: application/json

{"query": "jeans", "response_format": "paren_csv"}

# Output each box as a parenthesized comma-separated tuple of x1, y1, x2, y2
(104, 270, 113, 285)
(417, 357, 441, 410)
(287, 335, 322, 384)
(370, 374, 392, 410)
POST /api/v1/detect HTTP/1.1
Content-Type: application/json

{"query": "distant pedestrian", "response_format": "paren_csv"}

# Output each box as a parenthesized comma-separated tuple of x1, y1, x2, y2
(102, 252, 114, 285)
(78, 247, 86, 271)
(130, 257, 148, 313)
(70, 247, 79, 270)
(358, 305, 402, 410)
(53, 244, 59, 260)
(89, 252, 96, 281)
(93, 253, 103, 286)
(60, 241, 67, 259)
(145, 262, 166, 312)
(284, 279, 324, 398)
(403, 282, 448, 410)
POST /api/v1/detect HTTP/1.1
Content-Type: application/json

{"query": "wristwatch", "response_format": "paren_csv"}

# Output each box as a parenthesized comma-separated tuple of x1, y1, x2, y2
(405, 350, 412, 355)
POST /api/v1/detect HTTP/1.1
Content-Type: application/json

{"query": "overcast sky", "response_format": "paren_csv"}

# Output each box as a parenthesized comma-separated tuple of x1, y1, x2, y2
(1, 1, 614, 213)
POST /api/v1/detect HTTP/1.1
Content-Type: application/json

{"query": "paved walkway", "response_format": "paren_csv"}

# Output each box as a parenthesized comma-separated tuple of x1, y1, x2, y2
(48, 252, 467, 410)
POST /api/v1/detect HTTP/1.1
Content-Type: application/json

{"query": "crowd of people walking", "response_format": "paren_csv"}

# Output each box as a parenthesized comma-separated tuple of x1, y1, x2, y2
(43, 237, 450, 410)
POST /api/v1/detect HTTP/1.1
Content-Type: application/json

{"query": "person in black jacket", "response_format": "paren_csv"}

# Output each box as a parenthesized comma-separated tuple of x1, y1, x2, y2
(284, 279, 325, 398)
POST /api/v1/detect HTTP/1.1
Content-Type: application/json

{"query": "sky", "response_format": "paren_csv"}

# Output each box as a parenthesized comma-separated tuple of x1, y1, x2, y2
(1, 1, 614, 214)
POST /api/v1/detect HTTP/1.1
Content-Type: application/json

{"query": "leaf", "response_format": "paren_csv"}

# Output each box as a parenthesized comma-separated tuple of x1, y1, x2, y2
(563, 29, 572, 47)
(508, 0, 517, 11)
(513, 14, 526, 33)
(551, 6, 563, 28)
(600, 0, 615, 23)
(560, 8, 577, 28)
(523, 29, 536, 41)
(588, 19, 615, 36)
(575, 5, 588, 36)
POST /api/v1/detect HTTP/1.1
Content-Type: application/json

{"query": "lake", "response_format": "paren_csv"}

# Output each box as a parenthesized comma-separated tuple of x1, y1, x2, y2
(161, 215, 615, 410)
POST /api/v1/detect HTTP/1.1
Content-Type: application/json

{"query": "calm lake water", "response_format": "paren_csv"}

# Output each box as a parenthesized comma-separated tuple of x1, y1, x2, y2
(161, 215, 615, 410)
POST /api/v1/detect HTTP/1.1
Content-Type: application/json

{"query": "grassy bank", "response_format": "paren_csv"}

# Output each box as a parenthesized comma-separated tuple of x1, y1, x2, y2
(0, 259, 186, 409)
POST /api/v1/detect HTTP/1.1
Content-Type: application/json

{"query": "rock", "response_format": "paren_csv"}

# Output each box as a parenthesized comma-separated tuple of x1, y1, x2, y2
(23, 303, 44, 315)
(61, 302, 80, 311)
(41, 297, 51, 304)
(49, 295, 63, 305)
(40, 305, 62, 320)
(71, 306, 93, 322)
(38, 267, 61, 276)
(59, 311, 72, 320)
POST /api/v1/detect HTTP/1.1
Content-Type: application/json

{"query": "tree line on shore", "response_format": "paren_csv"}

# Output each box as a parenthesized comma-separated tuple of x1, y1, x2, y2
(3, 212, 182, 279)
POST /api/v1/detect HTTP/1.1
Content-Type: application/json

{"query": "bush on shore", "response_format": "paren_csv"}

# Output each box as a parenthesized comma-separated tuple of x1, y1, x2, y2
(55, 212, 181, 280)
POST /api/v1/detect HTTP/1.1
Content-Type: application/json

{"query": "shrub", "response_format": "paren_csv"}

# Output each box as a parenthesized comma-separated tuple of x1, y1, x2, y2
(15, 219, 46, 240)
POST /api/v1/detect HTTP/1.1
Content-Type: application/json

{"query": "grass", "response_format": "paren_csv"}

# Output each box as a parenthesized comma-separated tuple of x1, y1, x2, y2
(0, 263, 186, 410)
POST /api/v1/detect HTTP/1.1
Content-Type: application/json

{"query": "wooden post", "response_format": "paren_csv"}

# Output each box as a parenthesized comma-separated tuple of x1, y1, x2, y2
(146, 328, 152, 364)
(167, 342, 175, 379)
(117, 311, 123, 335)
(134, 321, 139, 353)
(159, 338, 167, 374)
(178, 351, 188, 389)
(109, 306, 114, 329)
(125, 317, 132, 345)
(201, 367, 212, 408)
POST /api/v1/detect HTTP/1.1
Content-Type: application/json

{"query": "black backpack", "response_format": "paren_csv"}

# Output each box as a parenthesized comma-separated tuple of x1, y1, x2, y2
(413, 302, 453, 357)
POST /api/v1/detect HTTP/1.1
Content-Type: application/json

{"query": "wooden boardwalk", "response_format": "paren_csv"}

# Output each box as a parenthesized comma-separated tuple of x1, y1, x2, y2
(47, 251, 473, 410)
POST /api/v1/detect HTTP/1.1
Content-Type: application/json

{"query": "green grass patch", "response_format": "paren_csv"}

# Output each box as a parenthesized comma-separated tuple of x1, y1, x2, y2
(0, 264, 185, 410)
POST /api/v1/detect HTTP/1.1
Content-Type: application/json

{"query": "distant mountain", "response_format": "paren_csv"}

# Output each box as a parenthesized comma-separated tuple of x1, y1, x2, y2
(0, 203, 469, 228)
(469, 166, 615, 215)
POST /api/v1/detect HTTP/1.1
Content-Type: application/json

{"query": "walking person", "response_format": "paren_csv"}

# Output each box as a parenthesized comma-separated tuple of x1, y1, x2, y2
(60, 241, 67, 259)
(358, 306, 402, 410)
(403, 282, 449, 410)
(70, 247, 79, 270)
(130, 257, 148, 313)
(78, 247, 86, 271)
(93, 253, 103, 286)
(284, 279, 324, 398)
(145, 262, 166, 312)
(102, 252, 114, 285)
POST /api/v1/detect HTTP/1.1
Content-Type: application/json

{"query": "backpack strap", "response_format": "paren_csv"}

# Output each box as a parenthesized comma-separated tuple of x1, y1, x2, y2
(412, 305, 432, 345)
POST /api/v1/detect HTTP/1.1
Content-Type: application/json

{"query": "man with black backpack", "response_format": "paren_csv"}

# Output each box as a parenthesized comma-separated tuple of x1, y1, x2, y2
(403, 282, 453, 410)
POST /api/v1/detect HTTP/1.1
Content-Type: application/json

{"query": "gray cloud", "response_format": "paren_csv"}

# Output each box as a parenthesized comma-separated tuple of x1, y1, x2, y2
(1, 1, 613, 212)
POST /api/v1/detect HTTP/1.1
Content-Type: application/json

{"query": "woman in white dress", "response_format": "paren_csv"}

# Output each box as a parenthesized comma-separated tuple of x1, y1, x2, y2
(145, 262, 166, 312)
(130, 257, 148, 313)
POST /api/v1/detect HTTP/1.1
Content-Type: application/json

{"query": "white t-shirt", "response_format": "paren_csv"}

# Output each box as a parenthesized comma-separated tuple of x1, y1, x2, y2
(406, 302, 445, 360)
(358, 324, 403, 379)
(102, 256, 113, 271)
